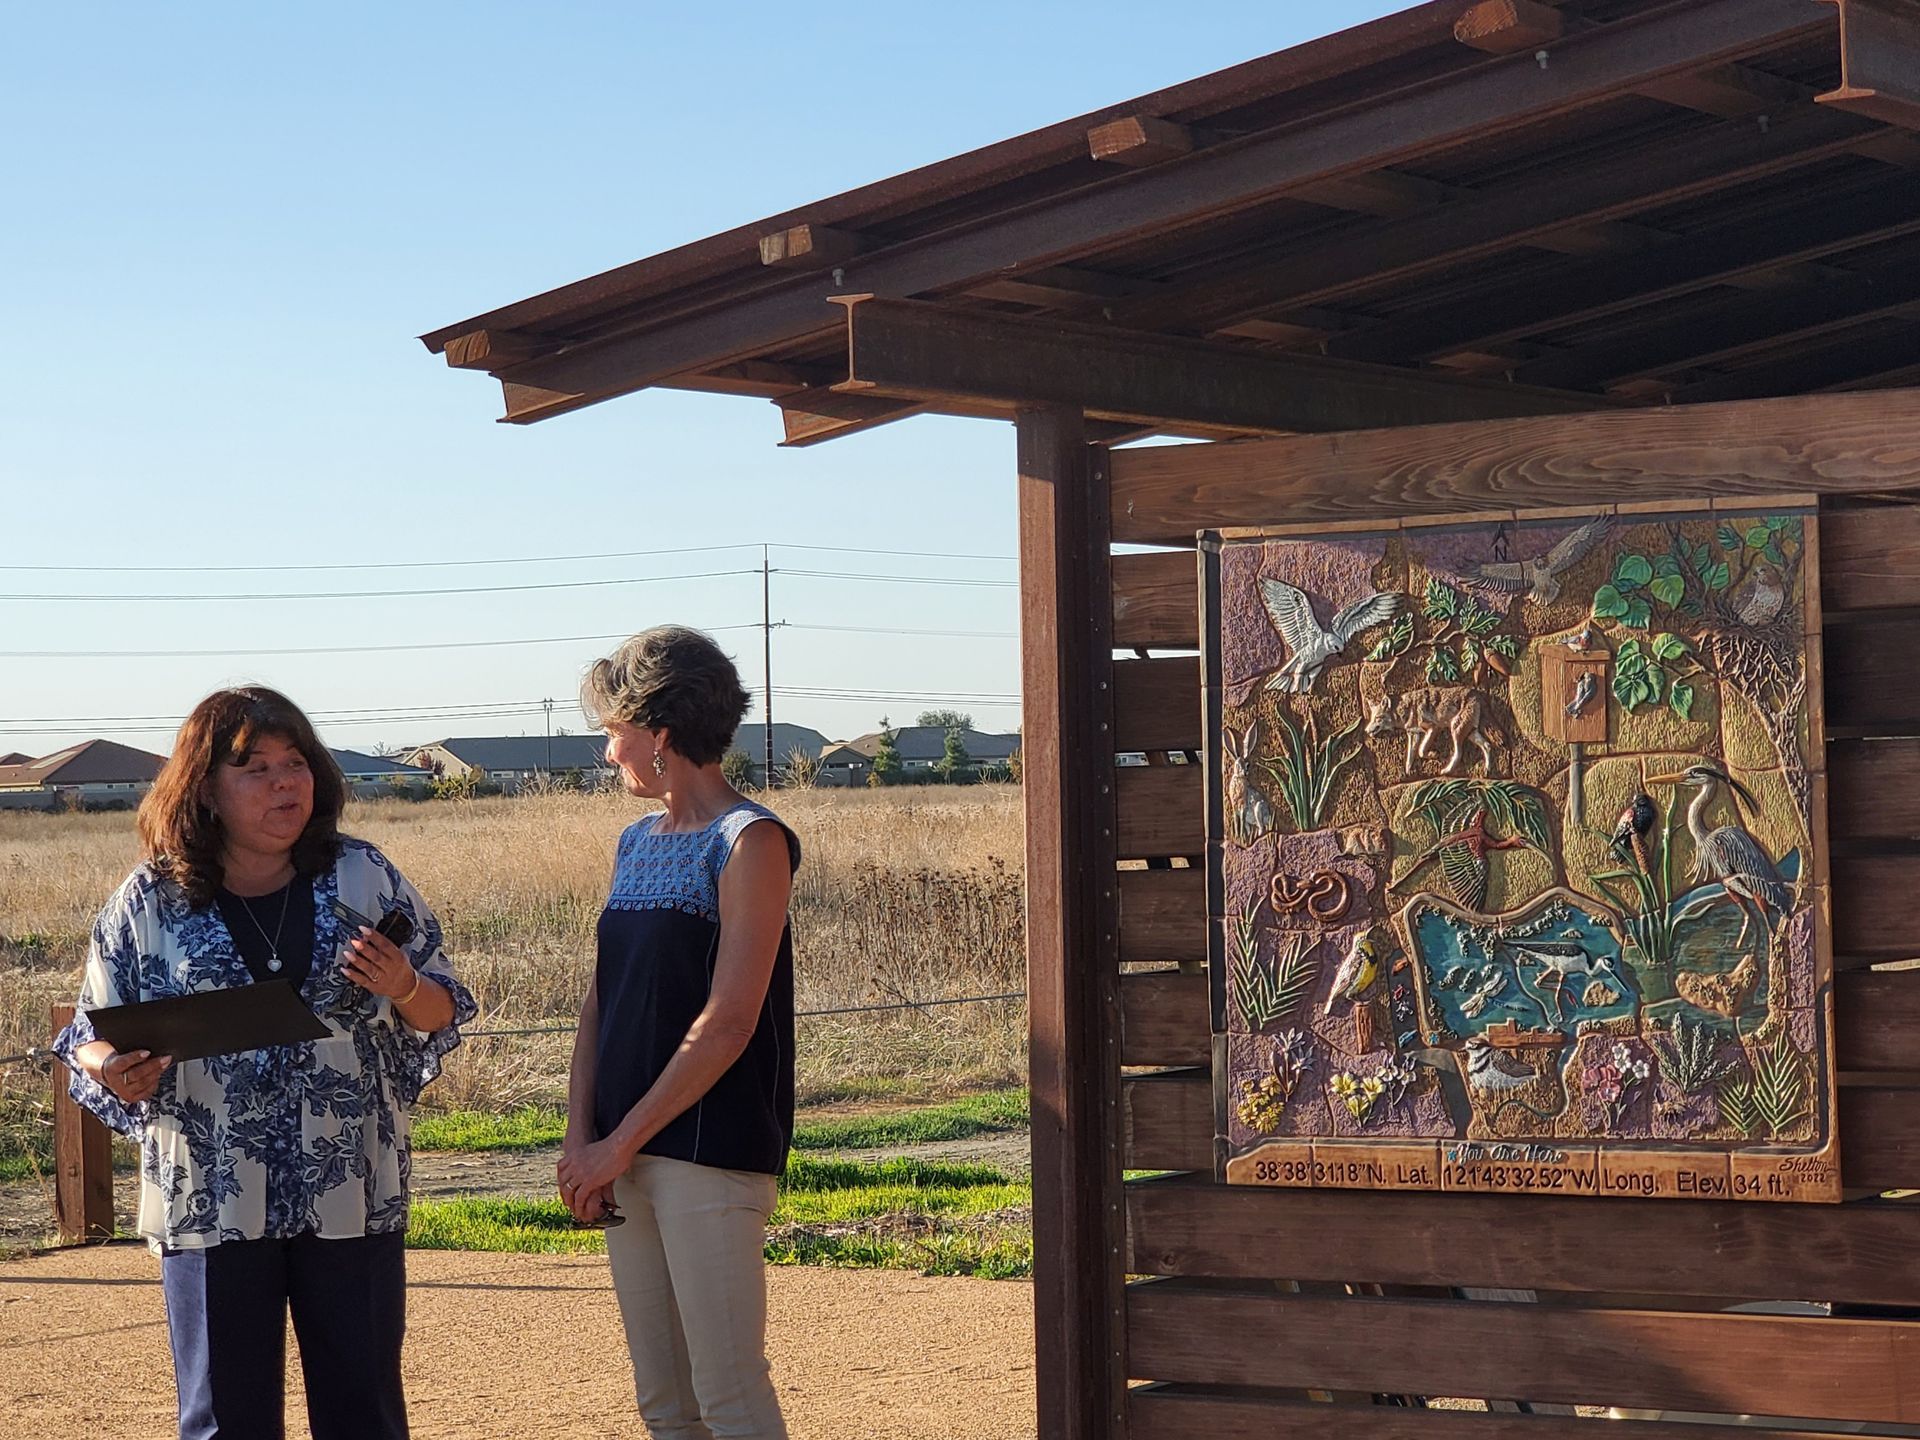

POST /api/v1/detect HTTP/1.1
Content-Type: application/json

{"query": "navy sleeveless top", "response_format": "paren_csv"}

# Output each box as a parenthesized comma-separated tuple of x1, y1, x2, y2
(592, 800, 799, 1175)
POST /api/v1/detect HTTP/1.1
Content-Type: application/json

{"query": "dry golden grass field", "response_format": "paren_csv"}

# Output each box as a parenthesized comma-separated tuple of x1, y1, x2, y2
(0, 785, 1028, 1157)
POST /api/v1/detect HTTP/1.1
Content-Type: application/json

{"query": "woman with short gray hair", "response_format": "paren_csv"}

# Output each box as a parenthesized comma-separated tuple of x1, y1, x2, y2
(558, 626, 799, 1438)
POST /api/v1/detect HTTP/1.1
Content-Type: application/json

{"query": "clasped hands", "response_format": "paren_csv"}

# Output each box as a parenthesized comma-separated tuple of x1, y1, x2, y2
(556, 1137, 628, 1223)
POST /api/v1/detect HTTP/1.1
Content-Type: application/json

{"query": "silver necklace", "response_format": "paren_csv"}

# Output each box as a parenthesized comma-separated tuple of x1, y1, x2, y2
(235, 880, 294, 974)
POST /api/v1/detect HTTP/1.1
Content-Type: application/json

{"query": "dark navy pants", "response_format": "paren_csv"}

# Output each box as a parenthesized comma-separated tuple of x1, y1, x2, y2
(160, 1230, 408, 1440)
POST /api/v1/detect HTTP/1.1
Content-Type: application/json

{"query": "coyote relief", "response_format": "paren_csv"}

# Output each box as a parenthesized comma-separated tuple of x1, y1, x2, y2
(1365, 689, 1503, 777)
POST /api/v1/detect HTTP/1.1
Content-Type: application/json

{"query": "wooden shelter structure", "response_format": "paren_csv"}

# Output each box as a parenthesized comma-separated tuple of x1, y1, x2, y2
(421, 1, 1920, 1433)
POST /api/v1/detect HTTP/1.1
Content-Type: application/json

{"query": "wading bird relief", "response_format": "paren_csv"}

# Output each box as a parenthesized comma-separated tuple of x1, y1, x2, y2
(1202, 500, 1838, 1202)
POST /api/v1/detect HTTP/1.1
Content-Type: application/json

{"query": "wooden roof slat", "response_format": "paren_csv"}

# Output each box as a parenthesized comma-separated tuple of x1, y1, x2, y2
(1514, 248, 1920, 388)
(476, 0, 1837, 422)
(1669, 324, 1920, 403)
(1329, 174, 1920, 363)
(1106, 102, 1878, 335)
(826, 296, 1606, 437)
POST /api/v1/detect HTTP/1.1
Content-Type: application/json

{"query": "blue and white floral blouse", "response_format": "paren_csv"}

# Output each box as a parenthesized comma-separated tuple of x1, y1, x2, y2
(52, 838, 476, 1253)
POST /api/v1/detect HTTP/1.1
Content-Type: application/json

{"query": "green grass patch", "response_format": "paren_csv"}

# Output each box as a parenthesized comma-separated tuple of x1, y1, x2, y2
(789, 1088, 1028, 1151)
(409, 1088, 1031, 1158)
(411, 1105, 566, 1153)
(405, 1155, 1033, 1278)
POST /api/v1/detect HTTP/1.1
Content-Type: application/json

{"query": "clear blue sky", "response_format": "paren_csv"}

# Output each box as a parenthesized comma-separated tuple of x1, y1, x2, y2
(2, 1, 1404, 759)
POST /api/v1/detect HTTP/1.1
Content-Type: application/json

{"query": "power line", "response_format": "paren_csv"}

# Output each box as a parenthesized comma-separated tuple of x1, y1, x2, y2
(0, 569, 761, 604)
(0, 542, 1015, 575)
(0, 621, 1010, 660)
(779, 569, 1018, 588)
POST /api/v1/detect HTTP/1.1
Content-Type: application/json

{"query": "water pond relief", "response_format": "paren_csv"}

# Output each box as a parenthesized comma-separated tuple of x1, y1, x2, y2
(1202, 500, 1839, 1202)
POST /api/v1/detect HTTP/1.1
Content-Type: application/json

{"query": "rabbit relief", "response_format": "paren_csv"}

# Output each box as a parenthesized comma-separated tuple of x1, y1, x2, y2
(1224, 722, 1275, 843)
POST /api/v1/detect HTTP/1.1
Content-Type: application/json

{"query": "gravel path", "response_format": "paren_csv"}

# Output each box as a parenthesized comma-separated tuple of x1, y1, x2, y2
(1, 1243, 1037, 1439)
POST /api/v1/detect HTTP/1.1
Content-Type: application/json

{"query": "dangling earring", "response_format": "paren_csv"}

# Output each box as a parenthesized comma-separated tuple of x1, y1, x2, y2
(651, 751, 668, 777)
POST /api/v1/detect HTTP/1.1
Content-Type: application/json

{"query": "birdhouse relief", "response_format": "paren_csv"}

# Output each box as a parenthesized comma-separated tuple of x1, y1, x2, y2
(1542, 643, 1610, 746)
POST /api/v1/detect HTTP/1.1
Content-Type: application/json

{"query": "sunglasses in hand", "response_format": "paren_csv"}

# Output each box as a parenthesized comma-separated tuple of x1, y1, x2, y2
(570, 1199, 626, 1229)
(330, 900, 416, 948)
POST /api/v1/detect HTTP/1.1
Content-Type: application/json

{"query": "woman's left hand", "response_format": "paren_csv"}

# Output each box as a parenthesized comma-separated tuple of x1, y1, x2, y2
(343, 926, 416, 1000)
(556, 1137, 632, 1196)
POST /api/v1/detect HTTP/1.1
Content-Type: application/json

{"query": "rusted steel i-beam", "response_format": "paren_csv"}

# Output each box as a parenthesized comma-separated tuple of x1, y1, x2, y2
(1818, 0, 1920, 128)
(828, 296, 1607, 434)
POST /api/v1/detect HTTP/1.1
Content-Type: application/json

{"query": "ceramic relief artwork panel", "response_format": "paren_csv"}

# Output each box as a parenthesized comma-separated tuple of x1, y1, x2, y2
(1202, 499, 1838, 1202)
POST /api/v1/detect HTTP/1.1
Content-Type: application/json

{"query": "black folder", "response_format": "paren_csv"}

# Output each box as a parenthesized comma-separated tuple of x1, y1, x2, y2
(86, 979, 330, 1063)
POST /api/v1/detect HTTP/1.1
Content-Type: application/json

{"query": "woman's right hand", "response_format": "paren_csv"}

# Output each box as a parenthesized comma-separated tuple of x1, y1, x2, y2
(94, 1048, 171, 1104)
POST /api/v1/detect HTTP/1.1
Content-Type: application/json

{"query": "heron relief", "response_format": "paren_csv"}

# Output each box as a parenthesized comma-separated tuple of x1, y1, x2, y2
(1202, 501, 1838, 1202)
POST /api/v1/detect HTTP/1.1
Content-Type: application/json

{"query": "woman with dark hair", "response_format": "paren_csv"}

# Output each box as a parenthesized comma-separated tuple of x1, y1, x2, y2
(557, 626, 800, 1438)
(53, 685, 476, 1440)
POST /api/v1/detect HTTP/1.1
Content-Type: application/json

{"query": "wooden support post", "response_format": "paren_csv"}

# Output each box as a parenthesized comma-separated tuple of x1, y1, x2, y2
(1018, 406, 1125, 1440)
(49, 1004, 112, 1244)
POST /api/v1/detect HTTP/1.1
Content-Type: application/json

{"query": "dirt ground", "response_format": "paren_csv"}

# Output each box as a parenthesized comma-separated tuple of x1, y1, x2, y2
(0, 1243, 1037, 1439)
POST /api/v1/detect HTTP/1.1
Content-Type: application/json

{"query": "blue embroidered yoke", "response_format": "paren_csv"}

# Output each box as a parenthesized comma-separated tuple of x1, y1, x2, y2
(594, 801, 799, 1175)
(52, 839, 477, 1252)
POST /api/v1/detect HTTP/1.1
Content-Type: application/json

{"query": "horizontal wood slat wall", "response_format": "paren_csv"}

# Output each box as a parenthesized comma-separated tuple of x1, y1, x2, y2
(1128, 1388, 1864, 1440)
(1125, 1175, 1920, 1304)
(1105, 389, 1920, 547)
(1127, 1283, 1920, 1422)
(1106, 423, 1920, 1434)
(1121, 1069, 1920, 1193)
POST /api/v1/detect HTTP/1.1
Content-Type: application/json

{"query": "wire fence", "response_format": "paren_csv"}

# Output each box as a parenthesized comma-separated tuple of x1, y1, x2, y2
(0, 990, 1030, 1068)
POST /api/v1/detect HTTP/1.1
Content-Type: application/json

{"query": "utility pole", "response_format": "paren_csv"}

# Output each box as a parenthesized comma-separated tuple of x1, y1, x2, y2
(762, 544, 774, 792)
(542, 697, 554, 775)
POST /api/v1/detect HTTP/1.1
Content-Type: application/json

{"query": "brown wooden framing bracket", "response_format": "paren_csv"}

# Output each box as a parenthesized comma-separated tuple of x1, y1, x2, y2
(1818, 0, 1920, 129)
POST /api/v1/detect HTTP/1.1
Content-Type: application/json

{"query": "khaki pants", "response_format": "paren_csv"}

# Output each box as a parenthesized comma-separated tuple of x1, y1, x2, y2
(606, 1153, 787, 1440)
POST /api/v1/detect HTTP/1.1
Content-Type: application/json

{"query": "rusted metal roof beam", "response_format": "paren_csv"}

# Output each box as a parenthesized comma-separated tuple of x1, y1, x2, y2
(826, 296, 1607, 435)
(1329, 179, 1920, 364)
(1818, 0, 1920, 128)
(481, 0, 1835, 422)
(422, 3, 1470, 355)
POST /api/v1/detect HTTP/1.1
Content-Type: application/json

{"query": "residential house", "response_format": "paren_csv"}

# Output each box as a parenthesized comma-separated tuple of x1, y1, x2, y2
(401, 735, 612, 792)
(727, 723, 830, 788)
(0, 739, 167, 811)
(817, 726, 1019, 786)
(329, 749, 435, 798)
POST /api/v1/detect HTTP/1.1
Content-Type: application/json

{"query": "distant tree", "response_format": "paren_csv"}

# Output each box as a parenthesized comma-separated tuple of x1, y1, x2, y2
(371, 741, 398, 758)
(721, 749, 755, 790)
(933, 726, 974, 784)
(869, 718, 903, 787)
(915, 709, 973, 731)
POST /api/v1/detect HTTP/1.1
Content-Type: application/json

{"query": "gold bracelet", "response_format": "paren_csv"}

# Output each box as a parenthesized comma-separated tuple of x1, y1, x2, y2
(397, 972, 424, 1008)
